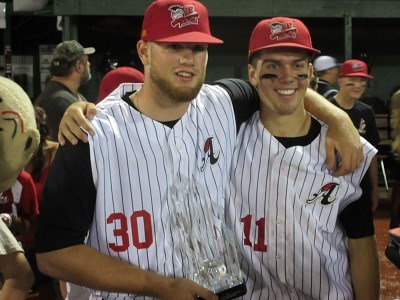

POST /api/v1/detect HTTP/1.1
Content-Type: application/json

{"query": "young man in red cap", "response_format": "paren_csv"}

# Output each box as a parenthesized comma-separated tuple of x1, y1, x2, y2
(332, 59, 381, 212)
(36, 1, 364, 299)
(226, 18, 380, 299)
(98, 66, 145, 102)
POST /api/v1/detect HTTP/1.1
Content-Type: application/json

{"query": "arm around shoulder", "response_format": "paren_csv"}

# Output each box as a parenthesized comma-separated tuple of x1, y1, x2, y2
(304, 88, 363, 176)
(58, 101, 97, 146)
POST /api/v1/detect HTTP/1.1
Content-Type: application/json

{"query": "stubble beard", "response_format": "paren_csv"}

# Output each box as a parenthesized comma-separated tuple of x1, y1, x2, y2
(80, 67, 91, 85)
(150, 64, 204, 103)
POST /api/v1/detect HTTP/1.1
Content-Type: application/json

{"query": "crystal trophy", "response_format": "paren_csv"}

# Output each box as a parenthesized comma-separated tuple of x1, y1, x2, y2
(168, 176, 246, 299)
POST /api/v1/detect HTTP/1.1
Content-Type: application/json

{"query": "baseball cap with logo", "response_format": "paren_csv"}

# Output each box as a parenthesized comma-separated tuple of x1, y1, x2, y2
(313, 55, 340, 72)
(248, 17, 320, 57)
(51, 40, 95, 67)
(141, 0, 223, 44)
(339, 59, 373, 78)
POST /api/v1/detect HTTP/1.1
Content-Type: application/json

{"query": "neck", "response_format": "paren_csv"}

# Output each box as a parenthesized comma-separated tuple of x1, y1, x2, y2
(51, 76, 80, 97)
(260, 108, 311, 137)
(320, 74, 335, 85)
(131, 83, 191, 122)
(334, 93, 355, 109)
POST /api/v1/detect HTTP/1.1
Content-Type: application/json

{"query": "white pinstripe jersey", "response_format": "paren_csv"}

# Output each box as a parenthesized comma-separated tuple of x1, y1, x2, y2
(85, 83, 236, 299)
(226, 112, 377, 300)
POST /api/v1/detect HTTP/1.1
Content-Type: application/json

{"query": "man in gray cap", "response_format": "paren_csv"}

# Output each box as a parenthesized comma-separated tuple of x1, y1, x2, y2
(35, 40, 95, 141)
(313, 55, 340, 100)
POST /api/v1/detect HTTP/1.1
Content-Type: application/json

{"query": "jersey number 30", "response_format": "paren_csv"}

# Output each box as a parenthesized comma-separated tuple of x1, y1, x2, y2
(107, 211, 153, 251)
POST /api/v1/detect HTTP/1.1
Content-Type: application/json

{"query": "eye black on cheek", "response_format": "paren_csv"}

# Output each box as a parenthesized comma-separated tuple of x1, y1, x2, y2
(260, 73, 278, 80)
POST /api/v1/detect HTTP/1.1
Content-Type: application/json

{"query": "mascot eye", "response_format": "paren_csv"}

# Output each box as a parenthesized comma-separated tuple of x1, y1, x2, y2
(0, 96, 3, 103)
(25, 136, 33, 150)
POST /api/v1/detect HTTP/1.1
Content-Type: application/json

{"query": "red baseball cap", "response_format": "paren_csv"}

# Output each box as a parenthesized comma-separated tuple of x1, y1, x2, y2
(141, 0, 223, 44)
(98, 67, 145, 101)
(248, 17, 320, 57)
(339, 59, 373, 78)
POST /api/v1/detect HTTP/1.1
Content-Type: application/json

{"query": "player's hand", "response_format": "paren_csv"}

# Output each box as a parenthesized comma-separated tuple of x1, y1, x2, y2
(58, 102, 97, 146)
(0, 213, 12, 227)
(160, 278, 217, 300)
(326, 115, 363, 176)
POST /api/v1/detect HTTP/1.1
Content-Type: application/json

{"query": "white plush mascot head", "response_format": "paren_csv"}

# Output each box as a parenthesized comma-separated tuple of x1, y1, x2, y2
(0, 77, 39, 192)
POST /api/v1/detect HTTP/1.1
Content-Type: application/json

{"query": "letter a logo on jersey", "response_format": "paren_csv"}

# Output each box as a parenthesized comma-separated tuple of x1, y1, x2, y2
(200, 137, 220, 171)
(306, 182, 339, 205)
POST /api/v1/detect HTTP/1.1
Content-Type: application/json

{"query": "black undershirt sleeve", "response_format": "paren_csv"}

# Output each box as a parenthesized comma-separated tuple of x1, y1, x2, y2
(213, 78, 260, 132)
(339, 176, 375, 239)
(35, 140, 96, 253)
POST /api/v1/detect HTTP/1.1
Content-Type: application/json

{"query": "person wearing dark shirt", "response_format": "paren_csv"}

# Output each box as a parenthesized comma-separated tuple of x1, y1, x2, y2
(313, 55, 340, 100)
(332, 59, 380, 212)
(35, 40, 95, 141)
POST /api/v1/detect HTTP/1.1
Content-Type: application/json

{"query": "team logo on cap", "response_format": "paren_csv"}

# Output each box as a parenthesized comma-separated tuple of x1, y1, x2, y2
(350, 61, 364, 72)
(270, 21, 297, 41)
(169, 5, 199, 28)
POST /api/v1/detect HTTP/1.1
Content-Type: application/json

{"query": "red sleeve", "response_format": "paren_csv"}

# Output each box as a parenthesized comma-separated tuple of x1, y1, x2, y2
(17, 170, 39, 221)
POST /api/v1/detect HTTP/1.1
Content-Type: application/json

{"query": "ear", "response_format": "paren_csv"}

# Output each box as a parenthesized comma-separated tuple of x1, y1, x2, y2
(248, 63, 258, 87)
(137, 40, 149, 66)
(308, 63, 314, 79)
(74, 60, 83, 74)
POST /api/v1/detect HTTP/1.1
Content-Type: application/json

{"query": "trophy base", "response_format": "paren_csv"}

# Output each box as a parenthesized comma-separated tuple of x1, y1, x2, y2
(216, 280, 247, 300)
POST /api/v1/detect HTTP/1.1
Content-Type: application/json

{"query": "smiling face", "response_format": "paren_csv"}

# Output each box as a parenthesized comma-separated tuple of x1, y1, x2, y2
(338, 76, 368, 101)
(248, 48, 312, 117)
(140, 41, 208, 104)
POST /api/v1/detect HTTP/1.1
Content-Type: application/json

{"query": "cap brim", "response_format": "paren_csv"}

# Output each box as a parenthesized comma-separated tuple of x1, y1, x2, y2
(341, 73, 373, 79)
(83, 47, 96, 55)
(250, 43, 321, 56)
(154, 32, 223, 44)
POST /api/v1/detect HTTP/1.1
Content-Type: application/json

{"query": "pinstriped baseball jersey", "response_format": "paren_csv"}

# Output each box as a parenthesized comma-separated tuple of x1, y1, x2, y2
(85, 83, 236, 299)
(226, 112, 377, 300)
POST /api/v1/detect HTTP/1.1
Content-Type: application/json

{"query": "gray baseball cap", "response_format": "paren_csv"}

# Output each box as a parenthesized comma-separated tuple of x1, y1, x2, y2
(51, 40, 95, 66)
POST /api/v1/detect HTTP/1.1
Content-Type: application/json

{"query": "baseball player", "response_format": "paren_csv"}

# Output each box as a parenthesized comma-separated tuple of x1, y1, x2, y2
(226, 17, 380, 299)
(36, 1, 364, 299)
(332, 59, 381, 211)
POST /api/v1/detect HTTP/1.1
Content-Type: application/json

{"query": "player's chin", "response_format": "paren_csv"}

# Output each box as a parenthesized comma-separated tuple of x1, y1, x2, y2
(175, 86, 202, 103)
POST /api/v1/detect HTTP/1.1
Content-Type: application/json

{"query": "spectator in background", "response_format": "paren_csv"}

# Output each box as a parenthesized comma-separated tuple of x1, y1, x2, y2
(0, 75, 38, 300)
(389, 87, 400, 228)
(313, 55, 340, 100)
(0, 170, 38, 297)
(25, 107, 58, 204)
(35, 40, 95, 141)
(24, 106, 62, 300)
(0, 170, 38, 239)
(98, 66, 144, 102)
(332, 59, 380, 212)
